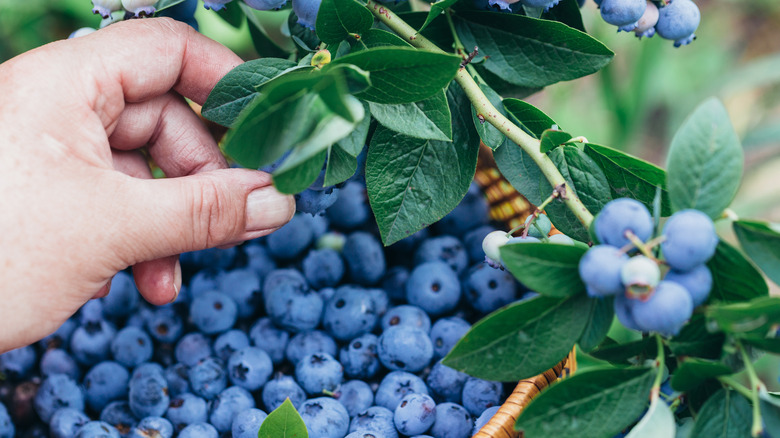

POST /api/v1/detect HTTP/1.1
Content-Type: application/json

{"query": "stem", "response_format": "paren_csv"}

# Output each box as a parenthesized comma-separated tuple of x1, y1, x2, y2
(365, 1, 595, 229)
(718, 376, 755, 400)
(651, 335, 665, 398)
(443, 10, 487, 85)
(738, 340, 765, 437)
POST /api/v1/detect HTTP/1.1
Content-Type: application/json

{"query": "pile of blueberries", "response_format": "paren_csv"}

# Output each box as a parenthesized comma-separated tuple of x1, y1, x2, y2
(579, 198, 718, 336)
(481, 0, 701, 47)
(0, 166, 539, 437)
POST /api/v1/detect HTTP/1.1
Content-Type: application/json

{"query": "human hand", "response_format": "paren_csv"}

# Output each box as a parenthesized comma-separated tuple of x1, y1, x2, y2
(0, 18, 295, 352)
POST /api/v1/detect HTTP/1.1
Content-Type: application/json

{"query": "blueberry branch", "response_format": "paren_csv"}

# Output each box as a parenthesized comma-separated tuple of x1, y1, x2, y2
(365, 0, 595, 229)
(737, 340, 765, 437)
(650, 334, 665, 398)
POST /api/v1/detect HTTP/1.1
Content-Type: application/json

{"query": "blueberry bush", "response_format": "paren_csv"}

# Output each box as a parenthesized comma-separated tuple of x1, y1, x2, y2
(2, 0, 779, 437)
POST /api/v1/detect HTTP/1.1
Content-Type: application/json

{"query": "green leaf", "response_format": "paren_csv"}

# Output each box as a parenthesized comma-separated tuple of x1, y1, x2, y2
(335, 101, 370, 157)
(455, 12, 613, 88)
(706, 296, 780, 336)
(369, 91, 453, 141)
(499, 242, 587, 298)
(213, 1, 244, 27)
(258, 398, 308, 438)
(493, 139, 545, 206)
(324, 144, 358, 186)
(733, 220, 780, 287)
(315, 0, 374, 45)
(202, 58, 297, 127)
(545, 146, 611, 242)
(707, 240, 768, 303)
(358, 28, 413, 49)
(578, 297, 615, 352)
(689, 389, 752, 438)
(326, 47, 461, 104)
(418, 0, 459, 33)
(289, 11, 322, 52)
(471, 84, 506, 150)
(740, 337, 780, 355)
(625, 396, 676, 438)
(248, 18, 294, 58)
(502, 98, 558, 139)
(670, 359, 732, 392)
(539, 129, 571, 153)
(273, 151, 327, 194)
(590, 337, 656, 364)
(516, 366, 654, 437)
(365, 81, 479, 246)
(154, 0, 186, 12)
(584, 143, 672, 216)
(541, 0, 586, 32)
(666, 98, 743, 218)
(761, 398, 780, 438)
(443, 294, 593, 381)
(667, 314, 725, 360)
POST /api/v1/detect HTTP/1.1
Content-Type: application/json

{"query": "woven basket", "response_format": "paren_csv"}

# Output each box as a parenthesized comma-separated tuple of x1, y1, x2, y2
(472, 145, 577, 438)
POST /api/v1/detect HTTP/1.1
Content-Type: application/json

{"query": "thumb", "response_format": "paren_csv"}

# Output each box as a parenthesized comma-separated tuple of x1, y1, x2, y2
(112, 168, 295, 266)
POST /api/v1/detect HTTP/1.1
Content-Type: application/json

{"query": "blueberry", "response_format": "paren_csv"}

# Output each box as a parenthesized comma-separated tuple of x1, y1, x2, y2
(633, 0, 659, 38)
(339, 333, 381, 380)
(472, 405, 500, 435)
(128, 417, 174, 438)
(394, 393, 436, 436)
(349, 406, 399, 438)
(303, 249, 345, 289)
(111, 327, 153, 368)
(386, 228, 430, 266)
(519, 0, 560, 11)
(189, 291, 238, 335)
(296, 352, 344, 395)
(506, 235, 541, 245)
(91, 0, 123, 18)
(217, 268, 261, 318)
(244, 0, 287, 10)
(188, 269, 220, 301)
(0, 403, 12, 438)
(426, 361, 469, 404)
(213, 329, 250, 362)
(299, 397, 350, 438)
(343, 232, 387, 286)
(180, 247, 237, 271)
(249, 318, 290, 364)
(203, 0, 232, 10)
(227, 346, 273, 391)
(432, 184, 490, 237)
(128, 371, 170, 418)
(548, 233, 576, 245)
(655, 0, 700, 46)
(661, 209, 718, 272)
(524, 213, 552, 239)
(164, 364, 191, 397)
(34, 374, 85, 423)
(462, 263, 519, 314)
(368, 288, 390, 320)
(231, 408, 268, 438)
(0, 345, 36, 379)
(101, 271, 139, 319)
(177, 422, 218, 438)
(188, 357, 227, 400)
(326, 181, 370, 230)
(415, 236, 469, 276)
(375, 371, 429, 411)
(664, 264, 713, 307)
(620, 255, 660, 289)
(406, 262, 461, 316)
(464, 226, 496, 264)
(50, 408, 89, 438)
(381, 305, 431, 333)
(84, 361, 130, 412)
(380, 267, 409, 302)
(579, 245, 630, 297)
(263, 269, 323, 332)
(613, 293, 642, 331)
(99, 401, 138, 434)
(158, 0, 198, 30)
(462, 377, 502, 416)
(75, 421, 121, 438)
(165, 393, 208, 432)
(345, 432, 385, 438)
(481, 230, 511, 268)
(631, 281, 693, 336)
(323, 286, 379, 341)
(594, 198, 653, 247)
(378, 325, 434, 373)
(267, 214, 315, 261)
(145, 307, 183, 344)
(599, 0, 647, 31)
(39, 319, 77, 350)
(131, 362, 165, 382)
(286, 331, 338, 365)
(295, 187, 340, 216)
(121, 0, 157, 17)
(316, 231, 347, 252)
(70, 320, 116, 366)
(262, 374, 306, 411)
(80, 301, 106, 325)
(430, 402, 473, 438)
(333, 380, 374, 417)
(430, 317, 470, 359)
(209, 386, 255, 433)
(175, 333, 212, 367)
(244, 243, 277, 279)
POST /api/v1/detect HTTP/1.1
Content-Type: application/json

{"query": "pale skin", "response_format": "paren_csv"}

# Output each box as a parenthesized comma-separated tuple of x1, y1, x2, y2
(0, 18, 296, 352)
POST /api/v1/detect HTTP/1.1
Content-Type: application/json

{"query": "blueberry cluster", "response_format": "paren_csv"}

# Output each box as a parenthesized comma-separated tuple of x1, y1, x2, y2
(90, 0, 159, 18)
(481, 212, 576, 270)
(579, 198, 718, 336)
(0, 174, 535, 437)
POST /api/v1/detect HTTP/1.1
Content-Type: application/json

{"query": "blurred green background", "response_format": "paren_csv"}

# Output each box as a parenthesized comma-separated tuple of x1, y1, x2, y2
(2, 0, 779, 281)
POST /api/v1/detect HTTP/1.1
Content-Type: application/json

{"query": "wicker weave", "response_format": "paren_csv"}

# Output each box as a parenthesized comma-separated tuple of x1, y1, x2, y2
(472, 145, 577, 437)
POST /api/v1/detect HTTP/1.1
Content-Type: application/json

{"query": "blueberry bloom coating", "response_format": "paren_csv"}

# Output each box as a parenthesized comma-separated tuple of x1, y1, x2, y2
(472, 406, 500, 435)
(462, 263, 518, 314)
(146, 306, 184, 344)
(70, 320, 116, 366)
(664, 264, 713, 307)
(655, 0, 700, 47)
(34, 374, 85, 423)
(394, 393, 436, 436)
(245, 0, 288, 9)
(414, 235, 469, 275)
(326, 181, 370, 229)
(631, 281, 693, 336)
(340, 333, 381, 379)
(267, 214, 314, 261)
(213, 329, 250, 362)
(227, 346, 273, 391)
(100, 401, 138, 433)
(430, 402, 473, 438)
(381, 305, 431, 333)
(299, 397, 350, 438)
(0, 345, 36, 379)
(295, 352, 344, 395)
(203, 0, 233, 11)
(303, 249, 345, 289)
(579, 245, 630, 297)
(111, 326, 153, 368)
(209, 386, 256, 433)
(84, 361, 130, 412)
(178, 423, 219, 438)
(231, 408, 268, 438)
(262, 374, 306, 412)
(426, 361, 469, 404)
(190, 291, 238, 335)
(335, 380, 375, 417)
(594, 198, 653, 247)
(188, 357, 227, 400)
(165, 393, 208, 431)
(218, 268, 262, 318)
(375, 371, 429, 411)
(323, 286, 379, 341)
(286, 330, 338, 365)
(661, 209, 718, 272)
(128, 417, 174, 438)
(406, 262, 461, 316)
(430, 317, 471, 359)
(263, 269, 323, 332)
(101, 271, 139, 319)
(378, 326, 434, 372)
(75, 421, 121, 438)
(129, 372, 170, 418)
(343, 232, 387, 286)
(462, 377, 502, 416)
(249, 317, 290, 364)
(349, 406, 399, 438)
(175, 333, 212, 367)
(50, 408, 88, 438)
(599, 0, 646, 31)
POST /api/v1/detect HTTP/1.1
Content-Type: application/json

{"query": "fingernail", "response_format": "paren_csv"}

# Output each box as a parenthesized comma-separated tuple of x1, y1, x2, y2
(171, 259, 182, 304)
(246, 186, 295, 232)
